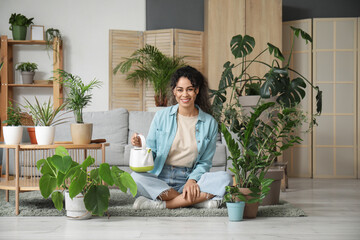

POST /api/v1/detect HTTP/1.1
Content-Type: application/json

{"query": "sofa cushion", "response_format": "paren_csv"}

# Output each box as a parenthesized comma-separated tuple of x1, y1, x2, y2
(128, 111, 156, 144)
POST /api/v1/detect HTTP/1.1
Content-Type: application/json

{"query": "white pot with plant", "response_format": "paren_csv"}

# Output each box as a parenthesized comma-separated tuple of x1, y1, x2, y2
(54, 70, 102, 144)
(2, 101, 23, 145)
(15, 62, 38, 84)
(23, 97, 68, 145)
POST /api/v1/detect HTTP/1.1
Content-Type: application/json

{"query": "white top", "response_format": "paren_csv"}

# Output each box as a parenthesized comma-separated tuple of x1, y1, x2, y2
(165, 113, 198, 168)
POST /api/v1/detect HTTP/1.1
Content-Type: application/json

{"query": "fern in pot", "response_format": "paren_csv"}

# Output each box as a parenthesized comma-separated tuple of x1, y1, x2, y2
(53, 69, 102, 144)
(2, 101, 23, 145)
(23, 97, 68, 145)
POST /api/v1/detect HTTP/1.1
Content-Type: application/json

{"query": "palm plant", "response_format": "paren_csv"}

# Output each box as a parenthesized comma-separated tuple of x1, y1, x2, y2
(23, 97, 68, 126)
(113, 44, 186, 106)
(53, 70, 102, 123)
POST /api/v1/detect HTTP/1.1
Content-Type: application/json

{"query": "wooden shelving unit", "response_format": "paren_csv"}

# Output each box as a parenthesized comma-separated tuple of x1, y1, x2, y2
(0, 35, 64, 141)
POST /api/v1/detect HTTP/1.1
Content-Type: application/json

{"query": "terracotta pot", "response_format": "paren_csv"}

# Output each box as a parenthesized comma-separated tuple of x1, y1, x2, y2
(27, 127, 37, 144)
(261, 167, 284, 206)
(239, 188, 259, 219)
(70, 123, 93, 144)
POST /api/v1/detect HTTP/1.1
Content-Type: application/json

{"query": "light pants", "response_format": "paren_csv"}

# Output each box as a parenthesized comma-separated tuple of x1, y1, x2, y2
(131, 165, 233, 201)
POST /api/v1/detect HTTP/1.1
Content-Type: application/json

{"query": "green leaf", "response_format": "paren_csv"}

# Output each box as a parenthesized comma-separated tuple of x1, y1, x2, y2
(39, 174, 57, 199)
(111, 166, 137, 196)
(81, 155, 95, 170)
(99, 163, 114, 186)
(267, 43, 284, 61)
(230, 34, 255, 59)
(69, 170, 87, 198)
(55, 146, 69, 157)
(50, 155, 73, 174)
(291, 26, 313, 44)
(84, 185, 110, 216)
(51, 191, 64, 211)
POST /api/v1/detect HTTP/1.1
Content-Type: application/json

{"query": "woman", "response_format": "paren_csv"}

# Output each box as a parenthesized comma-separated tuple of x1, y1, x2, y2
(131, 66, 232, 209)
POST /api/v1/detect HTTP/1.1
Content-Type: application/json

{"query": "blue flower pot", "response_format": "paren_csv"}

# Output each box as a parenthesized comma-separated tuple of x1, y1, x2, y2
(226, 201, 245, 221)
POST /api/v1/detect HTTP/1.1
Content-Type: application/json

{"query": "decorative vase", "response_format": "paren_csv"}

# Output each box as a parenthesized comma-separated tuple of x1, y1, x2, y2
(3, 126, 23, 145)
(27, 127, 37, 144)
(21, 71, 35, 84)
(226, 201, 245, 221)
(64, 191, 91, 220)
(70, 123, 93, 144)
(35, 126, 55, 145)
(261, 167, 284, 206)
(12, 25, 27, 40)
(239, 188, 259, 219)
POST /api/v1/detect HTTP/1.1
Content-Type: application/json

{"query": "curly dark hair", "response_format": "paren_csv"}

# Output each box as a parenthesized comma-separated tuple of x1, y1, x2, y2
(168, 66, 212, 115)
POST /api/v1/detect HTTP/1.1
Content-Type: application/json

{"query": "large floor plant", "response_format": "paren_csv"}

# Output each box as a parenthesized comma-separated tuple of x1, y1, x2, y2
(113, 45, 186, 107)
(211, 27, 323, 210)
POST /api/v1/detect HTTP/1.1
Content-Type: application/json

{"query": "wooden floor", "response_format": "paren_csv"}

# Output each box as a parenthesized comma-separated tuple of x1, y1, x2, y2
(0, 178, 359, 240)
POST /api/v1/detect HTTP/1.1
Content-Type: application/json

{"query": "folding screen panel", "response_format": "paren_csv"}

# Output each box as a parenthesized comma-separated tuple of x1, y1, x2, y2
(109, 30, 144, 111)
(313, 18, 358, 178)
(282, 19, 313, 178)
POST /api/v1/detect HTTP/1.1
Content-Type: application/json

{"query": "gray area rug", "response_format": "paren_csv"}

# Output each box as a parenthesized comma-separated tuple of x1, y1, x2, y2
(0, 190, 306, 217)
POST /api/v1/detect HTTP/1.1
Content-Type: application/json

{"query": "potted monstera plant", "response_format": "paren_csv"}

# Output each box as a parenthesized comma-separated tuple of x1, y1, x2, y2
(113, 44, 186, 108)
(9, 13, 34, 40)
(53, 69, 102, 144)
(211, 27, 323, 219)
(37, 146, 137, 219)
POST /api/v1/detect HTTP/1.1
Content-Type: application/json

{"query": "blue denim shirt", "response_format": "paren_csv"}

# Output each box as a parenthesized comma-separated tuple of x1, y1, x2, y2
(147, 104, 218, 182)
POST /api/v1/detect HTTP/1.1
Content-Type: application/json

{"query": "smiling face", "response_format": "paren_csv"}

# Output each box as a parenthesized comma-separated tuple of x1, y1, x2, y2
(173, 77, 199, 110)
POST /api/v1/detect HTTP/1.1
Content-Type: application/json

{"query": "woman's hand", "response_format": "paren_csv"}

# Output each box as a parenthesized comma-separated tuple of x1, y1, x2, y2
(182, 179, 200, 202)
(131, 133, 142, 147)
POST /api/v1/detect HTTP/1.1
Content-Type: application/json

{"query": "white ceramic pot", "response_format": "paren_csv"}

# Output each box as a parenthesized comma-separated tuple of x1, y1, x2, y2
(35, 126, 55, 145)
(3, 126, 23, 145)
(70, 123, 93, 144)
(21, 71, 35, 84)
(64, 191, 91, 220)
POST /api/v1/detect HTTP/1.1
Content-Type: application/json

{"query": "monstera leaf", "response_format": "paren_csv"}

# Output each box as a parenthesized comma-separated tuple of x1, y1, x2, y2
(230, 34, 255, 59)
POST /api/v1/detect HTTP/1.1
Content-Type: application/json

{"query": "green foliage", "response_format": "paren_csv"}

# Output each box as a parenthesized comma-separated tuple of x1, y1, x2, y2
(210, 26, 322, 115)
(2, 101, 22, 126)
(220, 102, 303, 203)
(37, 146, 137, 216)
(53, 70, 102, 123)
(0, 62, 3, 72)
(22, 97, 68, 126)
(9, 13, 34, 30)
(15, 62, 38, 72)
(113, 44, 186, 106)
(45, 28, 62, 63)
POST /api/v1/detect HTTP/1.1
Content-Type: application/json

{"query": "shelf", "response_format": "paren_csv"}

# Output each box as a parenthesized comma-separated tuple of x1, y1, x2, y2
(0, 178, 39, 191)
(8, 40, 47, 45)
(8, 83, 53, 88)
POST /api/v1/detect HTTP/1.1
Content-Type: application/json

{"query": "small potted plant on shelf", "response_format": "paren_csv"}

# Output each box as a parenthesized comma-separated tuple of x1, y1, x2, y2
(15, 62, 38, 84)
(8, 13, 34, 40)
(211, 27, 322, 219)
(37, 146, 137, 219)
(53, 69, 102, 144)
(2, 101, 23, 145)
(113, 44, 186, 109)
(22, 97, 68, 145)
(45, 28, 62, 63)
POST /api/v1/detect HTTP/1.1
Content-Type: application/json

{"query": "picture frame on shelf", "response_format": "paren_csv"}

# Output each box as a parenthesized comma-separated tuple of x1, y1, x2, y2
(30, 25, 44, 40)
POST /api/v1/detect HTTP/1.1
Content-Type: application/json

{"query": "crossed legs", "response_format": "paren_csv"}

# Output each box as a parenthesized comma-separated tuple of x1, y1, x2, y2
(158, 188, 214, 209)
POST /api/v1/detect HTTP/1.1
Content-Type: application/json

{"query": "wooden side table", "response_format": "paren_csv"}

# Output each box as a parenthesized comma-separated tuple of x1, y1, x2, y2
(0, 143, 109, 215)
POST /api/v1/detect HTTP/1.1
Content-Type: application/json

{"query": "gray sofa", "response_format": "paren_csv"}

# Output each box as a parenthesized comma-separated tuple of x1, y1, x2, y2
(2, 108, 229, 175)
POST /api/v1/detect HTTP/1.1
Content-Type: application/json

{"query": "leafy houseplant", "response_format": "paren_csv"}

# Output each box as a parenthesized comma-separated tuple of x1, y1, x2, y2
(9, 13, 34, 40)
(37, 146, 137, 217)
(16, 62, 38, 84)
(53, 69, 102, 144)
(22, 97, 68, 145)
(113, 44, 186, 107)
(2, 101, 23, 145)
(45, 28, 62, 63)
(211, 27, 322, 218)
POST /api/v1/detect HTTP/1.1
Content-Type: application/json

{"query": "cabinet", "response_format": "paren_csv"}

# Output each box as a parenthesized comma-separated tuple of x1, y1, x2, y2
(0, 35, 63, 141)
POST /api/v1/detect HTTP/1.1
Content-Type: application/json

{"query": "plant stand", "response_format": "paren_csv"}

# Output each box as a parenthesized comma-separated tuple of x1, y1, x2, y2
(0, 142, 109, 215)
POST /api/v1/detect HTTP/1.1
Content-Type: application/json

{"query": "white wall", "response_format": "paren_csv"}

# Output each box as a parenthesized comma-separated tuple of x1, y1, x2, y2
(0, 0, 146, 111)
